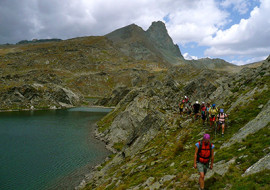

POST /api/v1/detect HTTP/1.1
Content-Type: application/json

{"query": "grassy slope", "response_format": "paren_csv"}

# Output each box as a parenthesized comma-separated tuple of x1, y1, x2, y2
(0, 37, 168, 100)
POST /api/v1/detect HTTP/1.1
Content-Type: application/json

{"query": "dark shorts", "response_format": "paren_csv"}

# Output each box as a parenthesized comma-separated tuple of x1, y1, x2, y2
(197, 162, 209, 174)
(179, 108, 183, 112)
(194, 109, 199, 114)
(201, 114, 206, 120)
(219, 121, 225, 125)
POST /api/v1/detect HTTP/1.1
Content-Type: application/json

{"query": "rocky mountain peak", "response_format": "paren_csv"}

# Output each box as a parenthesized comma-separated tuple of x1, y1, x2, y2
(147, 21, 167, 35)
(105, 21, 184, 64)
(105, 23, 145, 41)
(146, 21, 183, 59)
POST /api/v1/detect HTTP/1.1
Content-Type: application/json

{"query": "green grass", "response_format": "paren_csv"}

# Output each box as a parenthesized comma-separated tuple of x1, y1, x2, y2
(113, 142, 125, 151)
(218, 87, 270, 144)
(84, 100, 270, 189)
(205, 124, 270, 189)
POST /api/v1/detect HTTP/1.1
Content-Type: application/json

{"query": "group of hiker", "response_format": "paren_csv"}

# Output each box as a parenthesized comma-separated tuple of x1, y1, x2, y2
(178, 96, 228, 137)
(179, 96, 230, 189)
(179, 96, 229, 189)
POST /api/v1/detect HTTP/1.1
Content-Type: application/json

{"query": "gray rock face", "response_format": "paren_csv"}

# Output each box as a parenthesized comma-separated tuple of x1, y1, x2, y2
(159, 175, 176, 183)
(0, 83, 81, 110)
(123, 111, 165, 157)
(227, 85, 268, 113)
(183, 77, 217, 100)
(242, 153, 270, 176)
(106, 21, 183, 65)
(149, 181, 162, 190)
(221, 100, 270, 148)
(97, 86, 131, 106)
(143, 177, 155, 187)
(146, 21, 183, 60)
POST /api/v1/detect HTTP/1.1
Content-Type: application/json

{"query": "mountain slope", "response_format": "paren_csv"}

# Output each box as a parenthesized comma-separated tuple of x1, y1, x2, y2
(79, 56, 270, 190)
(0, 36, 169, 110)
(186, 58, 240, 72)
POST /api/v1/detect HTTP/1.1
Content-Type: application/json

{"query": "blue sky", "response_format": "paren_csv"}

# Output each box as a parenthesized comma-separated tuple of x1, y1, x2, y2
(179, 1, 261, 59)
(171, 0, 268, 65)
(0, 0, 269, 65)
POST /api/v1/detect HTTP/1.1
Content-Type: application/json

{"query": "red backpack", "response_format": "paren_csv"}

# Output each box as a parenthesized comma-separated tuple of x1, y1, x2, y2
(197, 140, 212, 163)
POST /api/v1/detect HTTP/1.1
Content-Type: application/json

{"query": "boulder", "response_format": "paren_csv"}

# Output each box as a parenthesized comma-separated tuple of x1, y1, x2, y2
(189, 159, 235, 181)
(97, 86, 131, 106)
(242, 153, 270, 177)
(221, 100, 270, 148)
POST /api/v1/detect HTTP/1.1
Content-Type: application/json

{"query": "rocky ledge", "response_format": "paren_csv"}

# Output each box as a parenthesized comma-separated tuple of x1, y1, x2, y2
(0, 83, 82, 111)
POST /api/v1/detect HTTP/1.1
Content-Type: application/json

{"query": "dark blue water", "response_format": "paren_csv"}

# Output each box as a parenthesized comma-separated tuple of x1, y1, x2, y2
(0, 107, 112, 190)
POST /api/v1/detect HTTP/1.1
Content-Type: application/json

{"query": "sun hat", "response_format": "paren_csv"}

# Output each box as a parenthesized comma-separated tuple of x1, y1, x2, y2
(196, 101, 199, 104)
(220, 109, 224, 113)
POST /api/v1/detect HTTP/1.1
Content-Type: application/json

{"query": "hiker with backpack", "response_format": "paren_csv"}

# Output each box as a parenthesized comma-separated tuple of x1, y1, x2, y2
(179, 100, 185, 116)
(184, 95, 189, 104)
(209, 104, 218, 129)
(193, 101, 201, 120)
(194, 134, 214, 190)
(206, 103, 211, 124)
(186, 102, 192, 117)
(217, 109, 228, 137)
(201, 102, 207, 126)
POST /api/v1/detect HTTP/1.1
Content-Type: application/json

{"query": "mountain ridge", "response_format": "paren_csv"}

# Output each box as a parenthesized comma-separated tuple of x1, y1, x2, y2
(0, 21, 259, 111)
(106, 21, 184, 65)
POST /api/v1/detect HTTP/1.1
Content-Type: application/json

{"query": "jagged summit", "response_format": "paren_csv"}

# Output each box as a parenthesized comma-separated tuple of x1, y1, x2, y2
(105, 23, 145, 41)
(106, 21, 184, 64)
(146, 21, 183, 59)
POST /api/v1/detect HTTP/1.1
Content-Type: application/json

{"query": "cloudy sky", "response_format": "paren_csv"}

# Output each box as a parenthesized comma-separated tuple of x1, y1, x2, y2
(0, 0, 269, 65)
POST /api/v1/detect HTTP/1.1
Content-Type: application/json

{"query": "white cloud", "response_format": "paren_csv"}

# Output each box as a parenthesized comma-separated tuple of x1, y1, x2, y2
(231, 55, 267, 65)
(202, 0, 270, 59)
(166, 0, 229, 44)
(183, 53, 198, 60)
(0, 0, 268, 65)
(221, 0, 250, 14)
(0, 0, 228, 45)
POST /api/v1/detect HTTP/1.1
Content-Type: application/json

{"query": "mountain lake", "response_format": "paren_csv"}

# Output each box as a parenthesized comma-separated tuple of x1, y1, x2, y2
(0, 107, 112, 190)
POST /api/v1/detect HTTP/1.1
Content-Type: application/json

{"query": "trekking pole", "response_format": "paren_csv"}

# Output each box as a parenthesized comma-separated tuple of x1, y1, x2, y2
(215, 120, 217, 138)
(226, 115, 229, 133)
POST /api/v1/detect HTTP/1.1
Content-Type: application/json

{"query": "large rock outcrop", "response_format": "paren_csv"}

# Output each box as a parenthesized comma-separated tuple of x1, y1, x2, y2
(0, 83, 82, 110)
(221, 100, 270, 148)
(242, 152, 270, 177)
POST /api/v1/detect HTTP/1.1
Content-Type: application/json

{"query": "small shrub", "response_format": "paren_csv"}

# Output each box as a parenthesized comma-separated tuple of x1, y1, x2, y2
(113, 142, 125, 152)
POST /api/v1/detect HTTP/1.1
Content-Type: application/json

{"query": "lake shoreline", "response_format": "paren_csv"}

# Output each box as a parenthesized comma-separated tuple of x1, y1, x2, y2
(50, 122, 113, 190)
(74, 121, 117, 190)
(0, 105, 115, 113)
